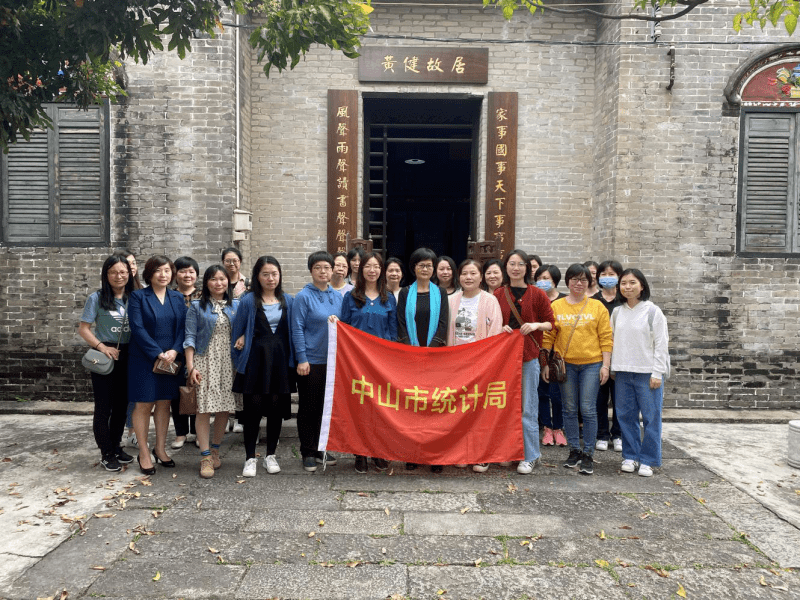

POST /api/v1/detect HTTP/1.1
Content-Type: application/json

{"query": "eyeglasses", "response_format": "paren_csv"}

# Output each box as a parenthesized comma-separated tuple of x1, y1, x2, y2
(570, 278, 589, 284)
(312, 265, 332, 272)
(508, 262, 526, 268)
(223, 259, 240, 266)
(415, 263, 434, 270)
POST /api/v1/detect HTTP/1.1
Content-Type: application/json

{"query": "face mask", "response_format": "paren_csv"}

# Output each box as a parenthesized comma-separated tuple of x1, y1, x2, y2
(535, 280, 552, 292)
(599, 276, 618, 289)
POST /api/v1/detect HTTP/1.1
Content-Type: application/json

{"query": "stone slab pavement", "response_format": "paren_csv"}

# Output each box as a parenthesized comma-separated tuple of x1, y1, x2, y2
(0, 411, 798, 600)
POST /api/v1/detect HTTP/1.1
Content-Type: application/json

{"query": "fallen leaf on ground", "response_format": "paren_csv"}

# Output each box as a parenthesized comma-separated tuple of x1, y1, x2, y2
(151, 510, 162, 518)
(357, 492, 370, 497)
(519, 540, 530, 546)
(91, 566, 106, 571)
(382, 547, 387, 554)
(346, 560, 359, 568)
(597, 530, 606, 540)
(674, 479, 681, 485)
(196, 500, 202, 509)
(460, 507, 470, 514)
(507, 483, 517, 494)
(93, 513, 115, 519)
(152, 572, 161, 581)
(595, 559, 610, 568)
(216, 555, 225, 564)
(2, 458, 11, 462)
(319, 519, 325, 526)
(172, 474, 177, 479)
(128, 542, 140, 555)
(437, 590, 447, 595)
(208, 547, 219, 554)
(664, 501, 671, 506)
(676, 583, 687, 597)
(236, 479, 246, 484)
(308, 531, 315, 537)
(619, 525, 632, 530)
(384, 508, 391, 516)
(644, 565, 669, 578)
(759, 576, 768, 587)
(319, 561, 334, 567)
(640, 513, 651, 520)
(474, 558, 482, 566)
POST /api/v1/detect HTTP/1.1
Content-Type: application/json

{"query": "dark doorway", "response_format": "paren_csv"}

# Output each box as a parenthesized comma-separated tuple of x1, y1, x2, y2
(363, 94, 482, 272)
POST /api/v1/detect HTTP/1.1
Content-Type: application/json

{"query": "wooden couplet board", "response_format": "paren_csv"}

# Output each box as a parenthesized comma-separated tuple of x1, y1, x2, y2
(358, 47, 489, 84)
(327, 90, 359, 254)
(484, 92, 518, 259)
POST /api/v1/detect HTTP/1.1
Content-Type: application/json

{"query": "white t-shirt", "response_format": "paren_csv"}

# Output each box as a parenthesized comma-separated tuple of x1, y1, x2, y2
(454, 295, 480, 345)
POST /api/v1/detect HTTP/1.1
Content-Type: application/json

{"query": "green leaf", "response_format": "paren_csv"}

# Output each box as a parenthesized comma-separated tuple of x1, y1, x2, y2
(733, 13, 744, 31)
(786, 12, 798, 33)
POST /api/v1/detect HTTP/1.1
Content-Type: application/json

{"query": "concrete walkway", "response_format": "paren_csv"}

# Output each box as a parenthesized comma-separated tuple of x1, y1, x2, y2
(0, 411, 798, 599)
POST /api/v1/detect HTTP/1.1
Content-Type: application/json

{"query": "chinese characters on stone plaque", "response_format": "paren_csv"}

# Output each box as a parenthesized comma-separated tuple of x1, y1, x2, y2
(359, 47, 489, 84)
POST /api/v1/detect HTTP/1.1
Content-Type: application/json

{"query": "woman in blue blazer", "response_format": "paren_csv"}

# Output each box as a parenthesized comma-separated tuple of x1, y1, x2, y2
(231, 255, 295, 478)
(128, 255, 187, 474)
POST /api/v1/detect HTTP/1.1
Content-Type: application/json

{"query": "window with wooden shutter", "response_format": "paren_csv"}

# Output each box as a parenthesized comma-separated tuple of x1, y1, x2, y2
(1, 103, 109, 245)
(738, 111, 800, 254)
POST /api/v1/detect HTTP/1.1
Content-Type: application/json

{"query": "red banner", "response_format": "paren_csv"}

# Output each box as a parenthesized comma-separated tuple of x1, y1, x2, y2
(321, 322, 524, 465)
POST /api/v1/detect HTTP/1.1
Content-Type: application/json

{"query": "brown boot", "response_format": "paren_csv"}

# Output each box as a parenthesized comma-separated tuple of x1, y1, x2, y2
(211, 448, 221, 469)
(200, 456, 214, 479)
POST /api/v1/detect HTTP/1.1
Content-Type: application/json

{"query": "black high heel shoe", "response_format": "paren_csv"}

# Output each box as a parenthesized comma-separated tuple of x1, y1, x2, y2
(137, 455, 156, 475)
(152, 452, 175, 468)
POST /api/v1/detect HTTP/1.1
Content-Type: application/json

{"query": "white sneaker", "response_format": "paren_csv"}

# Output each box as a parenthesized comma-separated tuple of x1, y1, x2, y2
(185, 433, 196, 443)
(232, 423, 244, 433)
(595, 440, 608, 451)
(472, 463, 489, 473)
(621, 459, 637, 473)
(242, 458, 258, 477)
(613, 438, 623, 452)
(517, 459, 538, 474)
(263, 455, 280, 474)
(638, 464, 653, 477)
(129, 432, 139, 449)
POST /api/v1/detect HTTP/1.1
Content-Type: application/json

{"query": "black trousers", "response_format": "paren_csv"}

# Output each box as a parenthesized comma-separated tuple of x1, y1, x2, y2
(90, 344, 129, 456)
(296, 363, 327, 458)
(242, 394, 284, 459)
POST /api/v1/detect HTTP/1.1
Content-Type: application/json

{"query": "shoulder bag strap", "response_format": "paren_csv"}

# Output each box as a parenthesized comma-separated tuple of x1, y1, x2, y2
(504, 287, 541, 351)
(561, 297, 589, 357)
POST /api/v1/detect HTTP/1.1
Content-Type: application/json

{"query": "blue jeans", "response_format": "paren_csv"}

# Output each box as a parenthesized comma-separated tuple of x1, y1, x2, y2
(615, 372, 663, 467)
(522, 359, 541, 462)
(538, 378, 563, 430)
(559, 361, 601, 456)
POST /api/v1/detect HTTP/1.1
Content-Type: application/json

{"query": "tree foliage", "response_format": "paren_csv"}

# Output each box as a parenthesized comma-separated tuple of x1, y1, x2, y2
(1, 0, 372, 152)
(485, 0, 800, 34)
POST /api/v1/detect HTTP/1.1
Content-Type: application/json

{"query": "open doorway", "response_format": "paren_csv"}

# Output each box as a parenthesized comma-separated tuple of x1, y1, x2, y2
(363, 94, 482, 270)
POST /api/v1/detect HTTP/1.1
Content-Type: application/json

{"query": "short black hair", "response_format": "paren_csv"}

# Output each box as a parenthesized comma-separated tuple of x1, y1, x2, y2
(598, 260, 623, 278)
(534, 264, 561, 287)
(502, 249, 532, 285)
(583, 260, 599, 271)
(221, 247, 242, 262)
(528, 254, 543, 269)
(564, 263, 593, 287)
(308, 250, 334, 271)
(619, 268, 651, 302)
(174, 256, 199, 276)
(408, 247, 437, 275)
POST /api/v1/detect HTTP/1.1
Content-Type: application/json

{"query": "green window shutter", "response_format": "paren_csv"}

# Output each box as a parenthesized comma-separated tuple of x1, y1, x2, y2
(54, 106, 107, 243)
(1, 124, 52, 243)
(740, 113, 796, 253)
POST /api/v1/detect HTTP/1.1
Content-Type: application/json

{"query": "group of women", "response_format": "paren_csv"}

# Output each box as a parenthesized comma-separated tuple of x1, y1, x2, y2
(80, 245, 669, 479)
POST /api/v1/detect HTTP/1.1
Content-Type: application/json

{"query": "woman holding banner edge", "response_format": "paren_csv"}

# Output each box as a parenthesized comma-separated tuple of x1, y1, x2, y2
(396, 247, 450, 473)
(495, 249, 555, 475)
(336, 251, 397, 473)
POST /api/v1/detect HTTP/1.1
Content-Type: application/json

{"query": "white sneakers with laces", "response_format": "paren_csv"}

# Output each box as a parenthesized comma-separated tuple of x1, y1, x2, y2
(621, 459, 637, 473)
(263, 455, 280, 474)
(242, 458, 258, 477)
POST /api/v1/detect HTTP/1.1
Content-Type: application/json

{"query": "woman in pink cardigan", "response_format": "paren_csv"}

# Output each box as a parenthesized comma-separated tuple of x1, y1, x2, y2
(447, 259, 503, 472)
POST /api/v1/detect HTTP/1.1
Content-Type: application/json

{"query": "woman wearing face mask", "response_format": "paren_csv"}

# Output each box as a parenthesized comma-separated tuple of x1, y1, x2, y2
(184, 265, 239, 478)
(331, 252, 354, 296)
(533, 264, 567, 448)
(593, 260, 624, 453)
(171, 256, 200, 449)
(385, 257, 404, 302)
(447, 259, 503, 472)
(611, 269, 669, 477)
(481, 259, 504, 295)
(337, 252, 397, 473)
(495, 250, 555, 475)
(432, 255, 459, 295)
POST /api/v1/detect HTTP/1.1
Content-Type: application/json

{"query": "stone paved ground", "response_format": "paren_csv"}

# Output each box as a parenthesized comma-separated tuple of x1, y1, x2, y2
(1, 414, 798, 599)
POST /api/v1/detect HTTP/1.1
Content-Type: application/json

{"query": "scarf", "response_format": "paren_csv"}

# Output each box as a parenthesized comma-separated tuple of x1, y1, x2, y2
(405, 281, 440, 347)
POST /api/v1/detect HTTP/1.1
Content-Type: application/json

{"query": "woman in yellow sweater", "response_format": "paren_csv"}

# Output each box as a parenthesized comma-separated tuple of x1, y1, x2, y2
(543, 263, 613, 476)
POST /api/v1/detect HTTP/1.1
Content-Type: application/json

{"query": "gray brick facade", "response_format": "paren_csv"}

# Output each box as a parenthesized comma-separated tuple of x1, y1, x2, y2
(1, 1, 798, 408)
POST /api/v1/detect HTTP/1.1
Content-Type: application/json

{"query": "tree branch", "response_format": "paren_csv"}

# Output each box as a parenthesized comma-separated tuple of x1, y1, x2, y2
(518, 0, 708, 22)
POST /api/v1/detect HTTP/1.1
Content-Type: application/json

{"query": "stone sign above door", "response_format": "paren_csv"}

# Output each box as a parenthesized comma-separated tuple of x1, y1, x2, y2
(358, 47, 489, 84)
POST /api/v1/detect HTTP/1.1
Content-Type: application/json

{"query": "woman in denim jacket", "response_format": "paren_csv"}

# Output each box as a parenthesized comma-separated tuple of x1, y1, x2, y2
(184, 265, 239, 478)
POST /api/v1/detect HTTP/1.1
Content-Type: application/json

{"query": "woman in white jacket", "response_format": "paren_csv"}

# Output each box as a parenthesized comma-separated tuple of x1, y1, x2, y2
(610, 269, 669, 478)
